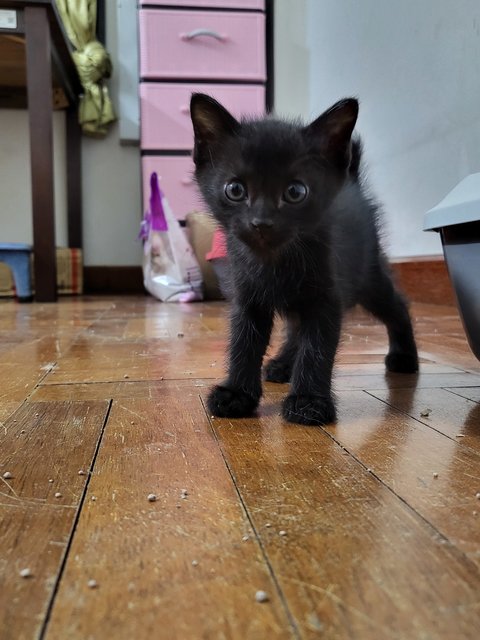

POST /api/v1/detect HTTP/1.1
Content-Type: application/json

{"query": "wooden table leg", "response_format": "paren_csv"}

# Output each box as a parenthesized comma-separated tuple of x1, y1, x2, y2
(25, 6, 57, 302)
(66, 106, 82, 249)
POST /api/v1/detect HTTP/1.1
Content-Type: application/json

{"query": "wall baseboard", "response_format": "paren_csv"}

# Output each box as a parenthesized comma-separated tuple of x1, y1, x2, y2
(391, 255, 455, 306)
(84, 256, 455, 305)
(84, 266, 144, 294)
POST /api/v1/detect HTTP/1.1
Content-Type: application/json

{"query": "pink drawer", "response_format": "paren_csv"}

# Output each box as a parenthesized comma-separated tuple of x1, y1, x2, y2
(141, 1, 264, 8)
(140, 83, 265, 150)
(142, 156, 204, 220)
(139, 9, 266, 81)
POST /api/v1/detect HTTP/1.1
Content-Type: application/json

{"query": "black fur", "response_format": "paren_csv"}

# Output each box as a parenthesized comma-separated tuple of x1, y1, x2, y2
(190, 94, 418, 426)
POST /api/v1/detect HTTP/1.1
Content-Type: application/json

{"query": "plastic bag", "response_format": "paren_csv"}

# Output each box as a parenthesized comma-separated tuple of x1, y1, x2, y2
(140, 172, 203, 302)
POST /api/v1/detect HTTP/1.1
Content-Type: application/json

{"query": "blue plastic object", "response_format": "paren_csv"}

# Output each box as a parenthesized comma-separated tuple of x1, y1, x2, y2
(0, 242, 33, 302)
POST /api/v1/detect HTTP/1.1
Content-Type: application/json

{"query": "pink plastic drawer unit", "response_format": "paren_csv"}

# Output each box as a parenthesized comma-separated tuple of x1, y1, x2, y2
(140, 1, 264, 8)
(139, 9, 266, 81)
(140, 83, 265, 150)
(142, 156, 202, 220)
(138, 2, 270, 225)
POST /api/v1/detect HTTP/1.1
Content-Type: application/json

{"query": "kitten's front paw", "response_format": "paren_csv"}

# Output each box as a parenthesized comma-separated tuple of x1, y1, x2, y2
(385, 351, 419, 374)
(282, 394, 336, 426)
(264, 358, 291, 383)
(207, 385, 259, 418)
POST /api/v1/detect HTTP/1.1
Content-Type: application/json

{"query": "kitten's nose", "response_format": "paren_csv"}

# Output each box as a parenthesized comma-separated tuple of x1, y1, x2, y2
(250, 218, 273, 233)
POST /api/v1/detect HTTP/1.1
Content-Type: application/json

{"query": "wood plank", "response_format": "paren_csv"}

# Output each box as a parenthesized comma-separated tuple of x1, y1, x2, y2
(0, 400, 110, 640)
(332, 370, 480, 391)
(45, 392, 294, 639)
(369, 386, 480, 455)
(206, 398, 480, 639)
(40, 336, 466, 388)
(43, 336, 226, 383)
(321, 389, 480, 566)
(446, 387, 480, 403)
(0, 402, 21, 426)
(30, 379, 212, 402)
(0, 335, 73, 367)
(335, 362, 461, 375)
(0, 363, 49, 402)
(418, 333, 480, 374)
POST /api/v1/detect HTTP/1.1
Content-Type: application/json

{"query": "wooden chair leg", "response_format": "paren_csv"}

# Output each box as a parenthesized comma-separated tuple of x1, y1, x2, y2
(25, 6, 57, 302)
(66, 106, 82, 249)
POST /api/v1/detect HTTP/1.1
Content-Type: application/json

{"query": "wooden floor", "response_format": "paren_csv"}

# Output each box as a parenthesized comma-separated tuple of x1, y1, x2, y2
(1, 296, 480, 640)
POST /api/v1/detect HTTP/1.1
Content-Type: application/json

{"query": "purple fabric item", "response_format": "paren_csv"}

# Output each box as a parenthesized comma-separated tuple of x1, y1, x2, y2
(149, 172, 168, 232)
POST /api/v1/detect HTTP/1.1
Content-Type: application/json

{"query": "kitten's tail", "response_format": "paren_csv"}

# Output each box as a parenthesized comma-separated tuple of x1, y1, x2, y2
(349, 136, 363, 182)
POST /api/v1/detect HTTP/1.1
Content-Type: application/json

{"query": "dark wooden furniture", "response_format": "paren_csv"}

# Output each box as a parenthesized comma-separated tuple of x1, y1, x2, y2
(0, 0, 82, 302)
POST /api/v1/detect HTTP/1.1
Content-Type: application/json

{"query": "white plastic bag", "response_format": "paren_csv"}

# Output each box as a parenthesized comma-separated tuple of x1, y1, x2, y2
(140, 172, 203, 302)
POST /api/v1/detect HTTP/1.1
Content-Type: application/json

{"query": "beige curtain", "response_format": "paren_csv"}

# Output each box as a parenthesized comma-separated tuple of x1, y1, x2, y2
(56, 0, 116, 136)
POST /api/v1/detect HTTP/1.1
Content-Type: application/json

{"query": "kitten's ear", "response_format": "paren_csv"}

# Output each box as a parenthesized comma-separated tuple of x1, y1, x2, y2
(305, 98, 359, 171)
(190, 93, 239, 163)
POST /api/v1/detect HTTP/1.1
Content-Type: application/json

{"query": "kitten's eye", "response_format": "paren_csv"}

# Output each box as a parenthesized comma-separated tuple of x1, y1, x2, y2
(225, 181, 247, 202)
(283, 181, 308, 204)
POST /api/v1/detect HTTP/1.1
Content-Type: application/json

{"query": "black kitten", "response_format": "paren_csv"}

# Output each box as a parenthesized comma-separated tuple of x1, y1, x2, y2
(190, 93, 418, 426)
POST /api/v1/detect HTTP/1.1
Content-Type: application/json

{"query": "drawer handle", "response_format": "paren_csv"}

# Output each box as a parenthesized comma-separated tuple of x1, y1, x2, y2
(180, 105, 190, 115)
(181, 177, 193, 186)
(180, 29, 227, 42)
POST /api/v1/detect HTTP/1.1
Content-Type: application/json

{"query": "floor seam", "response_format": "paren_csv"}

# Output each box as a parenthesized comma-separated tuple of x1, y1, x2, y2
(200, 394, 302, 640)
(38, 399, 113, 640)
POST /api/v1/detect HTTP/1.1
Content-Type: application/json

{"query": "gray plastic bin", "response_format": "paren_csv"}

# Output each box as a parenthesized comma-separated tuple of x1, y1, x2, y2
(424, 173, 480, 361)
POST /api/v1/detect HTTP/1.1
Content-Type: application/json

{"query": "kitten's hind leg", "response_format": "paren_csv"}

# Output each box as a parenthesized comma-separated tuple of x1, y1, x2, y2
(264, 315, 299, 383)
(361, 258, 418, 373)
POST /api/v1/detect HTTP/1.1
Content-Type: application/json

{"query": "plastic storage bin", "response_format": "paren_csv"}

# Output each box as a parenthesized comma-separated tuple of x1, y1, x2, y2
(424, 173, 480, 360)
